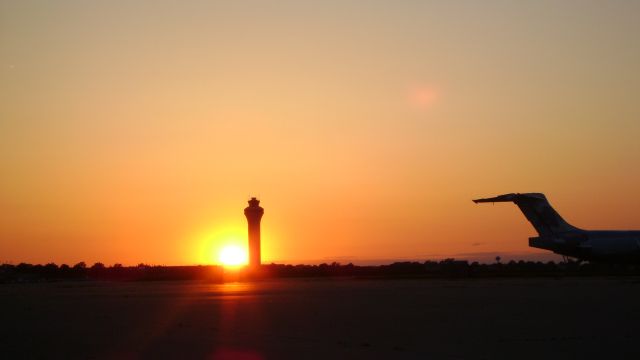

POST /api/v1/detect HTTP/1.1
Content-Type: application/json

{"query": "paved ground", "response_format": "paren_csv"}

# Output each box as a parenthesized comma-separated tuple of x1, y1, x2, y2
(2, 277, 640, 359)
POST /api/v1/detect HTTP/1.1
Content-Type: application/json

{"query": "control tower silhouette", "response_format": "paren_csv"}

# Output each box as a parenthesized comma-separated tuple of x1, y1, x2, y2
(244, 197, 264, 267)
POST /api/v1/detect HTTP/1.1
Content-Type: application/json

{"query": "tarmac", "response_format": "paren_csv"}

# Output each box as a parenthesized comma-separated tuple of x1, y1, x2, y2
(2, 277, 640, 359)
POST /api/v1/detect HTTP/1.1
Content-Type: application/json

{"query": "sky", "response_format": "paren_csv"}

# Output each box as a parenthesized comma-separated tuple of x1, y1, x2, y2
(1, 0, 640, 266)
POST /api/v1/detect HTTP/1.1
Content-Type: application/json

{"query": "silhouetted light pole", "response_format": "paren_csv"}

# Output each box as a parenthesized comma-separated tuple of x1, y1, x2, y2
(244, 197, 264, 267)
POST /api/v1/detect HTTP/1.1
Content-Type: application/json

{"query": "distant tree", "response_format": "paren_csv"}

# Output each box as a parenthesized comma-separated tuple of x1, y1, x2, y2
(495, 256, 501, 264)
(44, 263, 58, 272)
(73, 262, 86, 270)
(113, 263, 123, 268)
(17, 263, 33, 272)
(91, 262, 105, 270)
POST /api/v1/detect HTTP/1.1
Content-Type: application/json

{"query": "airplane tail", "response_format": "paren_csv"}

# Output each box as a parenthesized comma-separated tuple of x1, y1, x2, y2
(473, 193, 580, 236)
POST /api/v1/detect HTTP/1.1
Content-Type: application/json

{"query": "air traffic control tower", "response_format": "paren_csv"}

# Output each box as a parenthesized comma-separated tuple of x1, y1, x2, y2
(244, 197, 264, 267)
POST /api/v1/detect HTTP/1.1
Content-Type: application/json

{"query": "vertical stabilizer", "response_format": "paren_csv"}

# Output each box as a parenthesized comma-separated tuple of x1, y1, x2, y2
(473, 193, 579, 236)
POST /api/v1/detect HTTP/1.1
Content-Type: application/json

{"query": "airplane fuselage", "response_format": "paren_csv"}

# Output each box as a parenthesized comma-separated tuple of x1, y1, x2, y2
(530, 230, 640, 263)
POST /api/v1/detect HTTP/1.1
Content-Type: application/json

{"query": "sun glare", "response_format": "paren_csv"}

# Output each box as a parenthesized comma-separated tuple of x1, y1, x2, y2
(218, 245, 248, 267)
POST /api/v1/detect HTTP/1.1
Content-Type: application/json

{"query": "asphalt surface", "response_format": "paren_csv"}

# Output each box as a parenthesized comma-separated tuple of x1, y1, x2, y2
(2, 277, 640, 359)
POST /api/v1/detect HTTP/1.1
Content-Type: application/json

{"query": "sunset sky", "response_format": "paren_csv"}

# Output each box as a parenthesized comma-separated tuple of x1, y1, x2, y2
(2, 1, 640, 266)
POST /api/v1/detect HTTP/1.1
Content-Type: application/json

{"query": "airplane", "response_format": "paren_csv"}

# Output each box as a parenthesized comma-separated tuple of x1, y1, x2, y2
(473, 193, 640, 263)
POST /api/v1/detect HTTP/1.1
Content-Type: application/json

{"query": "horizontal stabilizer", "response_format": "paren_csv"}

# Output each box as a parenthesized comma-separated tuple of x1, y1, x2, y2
(473, 193, 517, 203)
(473, 193, 547, 204)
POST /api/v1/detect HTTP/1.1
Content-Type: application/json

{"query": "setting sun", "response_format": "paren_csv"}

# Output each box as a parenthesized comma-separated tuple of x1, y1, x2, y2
(218, 245, 248, 267)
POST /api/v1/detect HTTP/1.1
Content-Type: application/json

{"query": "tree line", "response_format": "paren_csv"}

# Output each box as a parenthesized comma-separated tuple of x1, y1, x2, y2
(2, 259, 640, 283)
